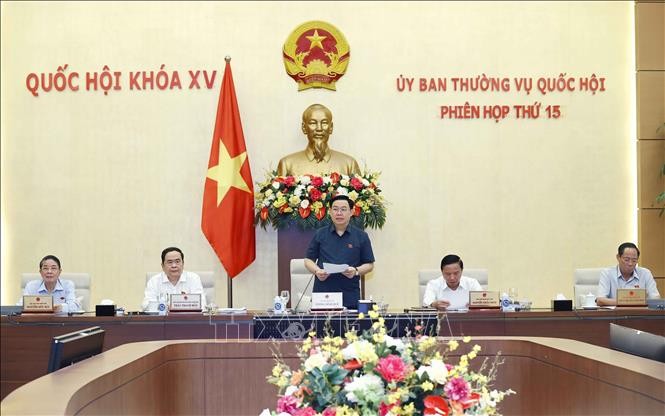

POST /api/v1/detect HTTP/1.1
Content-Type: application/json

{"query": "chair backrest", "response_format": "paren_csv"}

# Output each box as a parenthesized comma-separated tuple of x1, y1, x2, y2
(145, 272, 215, 305)
(290, 259, 314, 312)
(21, 273, 91, 311)
(418, 269, 489, 305)
(574, 268, 604, 307)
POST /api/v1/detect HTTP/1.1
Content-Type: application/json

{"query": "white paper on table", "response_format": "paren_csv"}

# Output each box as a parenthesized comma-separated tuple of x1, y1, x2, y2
(322, 262, 350, 274)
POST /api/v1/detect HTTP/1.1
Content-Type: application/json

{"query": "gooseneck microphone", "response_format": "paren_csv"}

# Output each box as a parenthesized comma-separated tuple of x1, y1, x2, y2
(293, 273, 315, 312)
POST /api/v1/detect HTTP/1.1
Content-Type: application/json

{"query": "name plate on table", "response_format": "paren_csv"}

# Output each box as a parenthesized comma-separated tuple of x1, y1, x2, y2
(311, 292, 343, 310)
(169, 294, 202, 312)
(469, 291, 500, 309)
(617, 288, 646, 306)
(22, 295, 54, 313)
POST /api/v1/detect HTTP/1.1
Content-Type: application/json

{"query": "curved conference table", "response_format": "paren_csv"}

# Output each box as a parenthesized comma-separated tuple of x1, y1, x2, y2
(1, 337, 663, 415)
(2, 308, 664, 402)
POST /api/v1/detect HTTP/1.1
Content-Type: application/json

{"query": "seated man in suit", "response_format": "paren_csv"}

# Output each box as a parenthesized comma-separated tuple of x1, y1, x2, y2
(20, 254, 80, 313)
(596, 242, 660, 306)
(142, 247, 207, 310)
(423, 254, 482, 311)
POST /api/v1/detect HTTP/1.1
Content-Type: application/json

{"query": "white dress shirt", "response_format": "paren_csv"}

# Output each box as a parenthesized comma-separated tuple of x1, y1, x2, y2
(422, 275, 483, 310)
(142, 271, 207, 310)
(597, 265, 660, 300)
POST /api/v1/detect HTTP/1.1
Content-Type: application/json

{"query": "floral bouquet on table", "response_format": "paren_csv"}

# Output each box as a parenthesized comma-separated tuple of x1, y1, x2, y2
(261, 308, 515, 416)
(254, 171, 386, 230)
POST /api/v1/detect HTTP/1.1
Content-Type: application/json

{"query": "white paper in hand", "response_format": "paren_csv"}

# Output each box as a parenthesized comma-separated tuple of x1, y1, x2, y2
(322, 262, 349, 274)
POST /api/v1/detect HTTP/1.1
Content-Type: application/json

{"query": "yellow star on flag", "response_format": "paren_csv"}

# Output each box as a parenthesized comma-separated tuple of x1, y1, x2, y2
(306, 30, 327, 50)
(206, 138, 251, 206)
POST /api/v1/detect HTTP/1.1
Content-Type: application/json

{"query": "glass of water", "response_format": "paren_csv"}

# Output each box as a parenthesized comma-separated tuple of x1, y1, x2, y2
(280, 290, 290, 308)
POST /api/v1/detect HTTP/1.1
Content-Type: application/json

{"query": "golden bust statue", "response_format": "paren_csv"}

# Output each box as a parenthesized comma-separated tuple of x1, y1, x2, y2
(277, 104, 361, 176)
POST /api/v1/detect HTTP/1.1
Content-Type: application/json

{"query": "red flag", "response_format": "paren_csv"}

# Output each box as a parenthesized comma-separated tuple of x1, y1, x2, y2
(201, 60, 255, 278)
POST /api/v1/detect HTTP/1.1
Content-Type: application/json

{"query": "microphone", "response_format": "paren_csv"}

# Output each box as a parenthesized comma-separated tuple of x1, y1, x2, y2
(293, 273, 315, 313)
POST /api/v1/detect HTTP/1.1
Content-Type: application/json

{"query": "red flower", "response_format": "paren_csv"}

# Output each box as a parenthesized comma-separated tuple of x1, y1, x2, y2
(315, 207, 326, 220)
(293, 407, 317, 416)
(459, 392, 481, 409)
(260, 207, 269, 221)
(375, 354, 408, 382)
(309, 188, 322, 201)
(352, 205, 361, 217)
(311, 176, 324, 187)
(379, 401, 398, 416)
(298, 206, 311, 219)
(343, 359, 363, 371)
(284, 176, 296, 187)
(423, 395, 449, 416)
(349, 177, 364, 191)
(330, 172, 341, 184)
(321, 408, 337, 416)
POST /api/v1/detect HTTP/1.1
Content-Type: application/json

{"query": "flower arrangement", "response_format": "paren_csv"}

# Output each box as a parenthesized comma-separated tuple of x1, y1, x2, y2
(262, 308, 514, 416)
(254, 171, 386, 230)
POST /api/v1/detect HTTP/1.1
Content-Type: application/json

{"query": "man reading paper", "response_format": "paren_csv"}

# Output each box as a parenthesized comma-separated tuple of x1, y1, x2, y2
(305, 195, 375, 310)
(423, 254, 482, 311)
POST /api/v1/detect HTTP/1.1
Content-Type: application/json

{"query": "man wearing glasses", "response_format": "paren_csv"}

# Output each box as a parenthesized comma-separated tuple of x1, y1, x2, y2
(596, 242, 660, 306)
(305, 195, 375, 310)
(21, 255, 80, 313)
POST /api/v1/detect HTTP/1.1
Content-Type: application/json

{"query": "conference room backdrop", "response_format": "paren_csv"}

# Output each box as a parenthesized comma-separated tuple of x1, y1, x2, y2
(1, 2, 636, 309)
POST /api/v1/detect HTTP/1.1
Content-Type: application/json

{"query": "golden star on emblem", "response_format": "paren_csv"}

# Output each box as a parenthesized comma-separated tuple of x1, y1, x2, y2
(306, 29, 327, 50)
(206, 139, 251, 206)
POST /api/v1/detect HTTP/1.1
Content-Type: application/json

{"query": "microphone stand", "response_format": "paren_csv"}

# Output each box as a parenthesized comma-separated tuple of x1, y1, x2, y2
(293, 273, 315, 312)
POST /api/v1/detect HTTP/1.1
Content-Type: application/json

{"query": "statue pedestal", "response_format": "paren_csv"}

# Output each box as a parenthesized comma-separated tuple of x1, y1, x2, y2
(277, 225, 315, 306)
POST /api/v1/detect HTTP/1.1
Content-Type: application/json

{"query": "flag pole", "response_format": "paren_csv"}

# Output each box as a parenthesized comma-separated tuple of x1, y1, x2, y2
(225, 54, 233, 309)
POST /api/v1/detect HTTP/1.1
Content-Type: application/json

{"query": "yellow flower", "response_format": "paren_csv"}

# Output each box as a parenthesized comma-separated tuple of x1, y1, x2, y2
(468, 350, 477, 359)
(447, 339, 459, 351)
(271, 365, 281, 377)
(473, 344, 482, 352)
(288, 194, 301, 206)
(357, 312, 364, 319)
(463, 336, 471, 343)
(344, 331, 358, 342)
(421, 380, 434, 391)
(272, 197, 287, 208)
(368, 310, 379, 319)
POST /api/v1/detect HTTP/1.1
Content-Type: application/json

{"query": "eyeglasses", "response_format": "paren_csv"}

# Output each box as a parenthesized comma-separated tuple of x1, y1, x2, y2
(40, 267, 60, 272)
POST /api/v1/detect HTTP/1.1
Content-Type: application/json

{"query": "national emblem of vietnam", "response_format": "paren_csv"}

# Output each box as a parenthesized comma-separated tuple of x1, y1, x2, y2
(283, 21, 350, 91)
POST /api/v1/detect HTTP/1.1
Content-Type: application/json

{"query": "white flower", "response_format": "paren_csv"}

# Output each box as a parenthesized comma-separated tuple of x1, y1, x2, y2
(298, 175, 311, 185)
(272, 181, 281, 189)
(336, 187, 349, 196)
(348, 190, 359, 201)
(300, 199, 310, 209)
(294, 185, 306, 196)
(304, 352, 327, 372)
(342, 339, 377, 362)
(323, 176, 332, 185)
(416, 359, 448, 384)
(384, 335, 405, 352)
(284, 385, 298, 396)
(344, 373, 384, 403)
(361, 178, 370, 186)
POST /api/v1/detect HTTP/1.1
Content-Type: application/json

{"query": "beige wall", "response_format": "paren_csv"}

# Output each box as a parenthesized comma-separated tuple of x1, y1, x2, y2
(1, 2, 636, 309)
